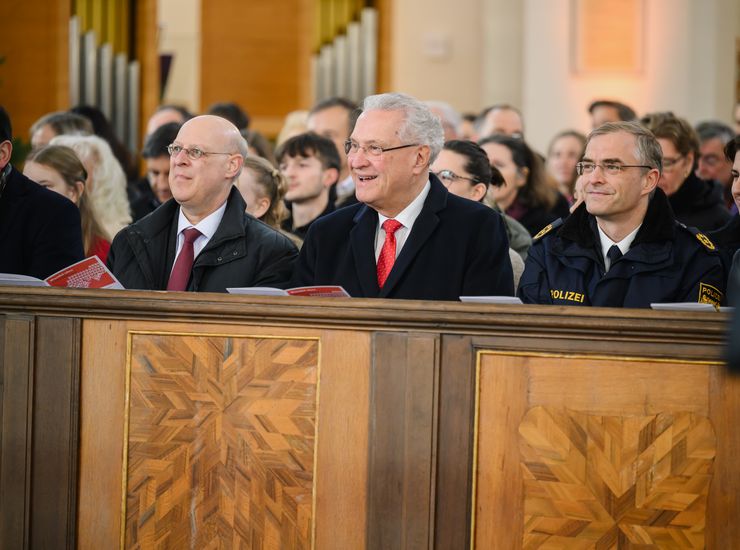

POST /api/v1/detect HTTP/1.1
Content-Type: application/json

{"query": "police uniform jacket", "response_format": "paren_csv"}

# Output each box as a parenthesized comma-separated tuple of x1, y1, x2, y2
(108, 186, 298, 292)
(517, 188, 725, 308)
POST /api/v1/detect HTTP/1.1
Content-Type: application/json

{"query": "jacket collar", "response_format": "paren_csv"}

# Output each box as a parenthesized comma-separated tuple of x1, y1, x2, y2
(349, 173, 448, 297)
(558, 187, 676, 247)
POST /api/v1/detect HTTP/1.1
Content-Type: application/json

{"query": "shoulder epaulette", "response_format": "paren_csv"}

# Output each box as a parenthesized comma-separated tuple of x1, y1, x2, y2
(679, 223, 718, 252)
(533, 218, 564, 241)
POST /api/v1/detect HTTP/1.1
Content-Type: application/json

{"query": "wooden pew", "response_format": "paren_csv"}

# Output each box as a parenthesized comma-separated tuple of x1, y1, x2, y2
(0, 287, 736, 548)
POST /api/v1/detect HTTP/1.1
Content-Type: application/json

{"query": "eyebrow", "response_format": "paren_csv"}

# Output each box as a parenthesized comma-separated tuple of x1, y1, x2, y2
(580, 157, 626, 164)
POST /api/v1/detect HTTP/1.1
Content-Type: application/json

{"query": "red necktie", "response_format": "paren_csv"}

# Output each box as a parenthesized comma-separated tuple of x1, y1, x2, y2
(377, 219, 403, 288)
(167, 227, 202, 291)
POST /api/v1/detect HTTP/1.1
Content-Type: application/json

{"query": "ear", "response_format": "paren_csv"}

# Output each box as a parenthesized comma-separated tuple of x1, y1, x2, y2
(470, 182, 488, 202)
(252, 196, 271, 219)
(321, 167, 339, 188)
(515, 166, 529, 188)
(225, 154, 244, 179)
(73, 180, 85, 201)
(411, 145, 432, 175)
(642, 168, 660, 195)
(0, 140, 12, 169)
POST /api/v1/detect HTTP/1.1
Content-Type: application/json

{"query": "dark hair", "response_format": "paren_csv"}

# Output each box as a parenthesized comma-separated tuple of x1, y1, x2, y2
(640, 111, 700, 159)
(275, 132, 341, 172)
(30, 111, 93, 138)
(442, 140, 501, 187)
(241, 129, 276, 166)
(588, 100, 636, 121)
(309, 97, 361, 135)
(142, 122, 181, 159)
(71, 105, 135, 179)
(0, 106, 11, 142)
(695, 121, 735, 146)
(207, 101, 250, 130)
(155, 104, 193, 121)
(479, 133, 556, 209)
(725, 135, 740, 162)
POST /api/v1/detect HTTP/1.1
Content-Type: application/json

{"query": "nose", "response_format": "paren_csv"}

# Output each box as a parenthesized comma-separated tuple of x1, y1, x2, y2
(172, 147, 189, 164)
(349, 148, 370, 168)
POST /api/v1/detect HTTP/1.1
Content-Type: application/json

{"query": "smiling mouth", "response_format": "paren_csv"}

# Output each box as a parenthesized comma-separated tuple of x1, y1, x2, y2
(357, 175, 377, 182)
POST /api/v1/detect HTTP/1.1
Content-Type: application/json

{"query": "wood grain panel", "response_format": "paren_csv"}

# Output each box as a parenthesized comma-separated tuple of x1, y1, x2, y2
(201, 0, 314, 131)
(29, 316, 81, 549)
(313, 329, 370, 550)
(471, 353, 731, 549)
(125, 333, 319, 549)
(434, 334, 476, 550)
(78, 319, 130, 549)
(0, 316, 33, 550)
(367, 332, 439, 549)
(0, 3, 69, 141)
(519, 407, 714, 547)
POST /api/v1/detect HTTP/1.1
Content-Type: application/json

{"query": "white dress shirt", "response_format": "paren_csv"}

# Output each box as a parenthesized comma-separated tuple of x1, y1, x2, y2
(374, 180, 431, 262)
(171, 201, 228, 274)
(597, 223, 641, 271)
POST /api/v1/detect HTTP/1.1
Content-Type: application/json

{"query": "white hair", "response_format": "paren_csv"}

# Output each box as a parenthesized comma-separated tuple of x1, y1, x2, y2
(424, 100, 462, 134)
(51, 134, 131, 239)
(362, 93, 445, 163)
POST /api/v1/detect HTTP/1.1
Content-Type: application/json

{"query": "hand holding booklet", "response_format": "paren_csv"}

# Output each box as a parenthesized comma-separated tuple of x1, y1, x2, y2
(0, 256, 124, 289)
(227, 286, 350, 297)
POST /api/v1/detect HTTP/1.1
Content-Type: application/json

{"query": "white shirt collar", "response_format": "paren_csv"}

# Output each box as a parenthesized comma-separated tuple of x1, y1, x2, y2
(377, 179, 431, 231)
(597, 223, 641, 270)
(175, 200, 228, 257)
(374, 180, 431, 261)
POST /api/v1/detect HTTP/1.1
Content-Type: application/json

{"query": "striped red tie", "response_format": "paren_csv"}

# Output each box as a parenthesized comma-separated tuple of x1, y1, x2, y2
(377, 219, 403, 288)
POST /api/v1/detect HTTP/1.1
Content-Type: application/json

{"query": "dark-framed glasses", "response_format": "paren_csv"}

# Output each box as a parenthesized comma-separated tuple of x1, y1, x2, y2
(167, 144, 234, 160)
(433, 169, 480, 186)
(575, 161, 653, 176)
(344, 140, 419, 157)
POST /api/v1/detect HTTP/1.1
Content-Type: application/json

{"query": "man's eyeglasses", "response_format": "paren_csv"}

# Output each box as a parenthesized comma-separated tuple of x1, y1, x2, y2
(433, 169, 480, 186)
(344, 140, 418, 157)
(576, 161, 653, 176)
(167, 144, 235, 160)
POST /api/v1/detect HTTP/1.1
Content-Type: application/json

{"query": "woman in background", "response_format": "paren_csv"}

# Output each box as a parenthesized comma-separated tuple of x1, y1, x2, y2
(641, 111, 730, 231)
(23, 145, 111, 262)
(479, 134, 570, 237)
(51, 134, 132, 239)
(235, 156, 302, 248)
(546, 130, 586, 204)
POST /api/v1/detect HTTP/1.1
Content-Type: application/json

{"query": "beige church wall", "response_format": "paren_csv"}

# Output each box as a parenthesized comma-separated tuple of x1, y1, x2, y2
(521, 0, 740, 153)
(158, 0, 200, 112)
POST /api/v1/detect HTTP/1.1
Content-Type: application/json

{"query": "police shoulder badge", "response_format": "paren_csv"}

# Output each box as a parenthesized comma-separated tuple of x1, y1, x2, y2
(698, 282, 722, 308)
(533, 218, 563, 241)
(695, 232, 716, 251)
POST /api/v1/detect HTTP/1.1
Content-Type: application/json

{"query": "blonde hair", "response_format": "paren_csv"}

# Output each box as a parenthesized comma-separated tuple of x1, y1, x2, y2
(275, 110, 309, 147)
(241, 156, 289, 228)
(50, 134, 131, 239)
(26, 145, 108, 254)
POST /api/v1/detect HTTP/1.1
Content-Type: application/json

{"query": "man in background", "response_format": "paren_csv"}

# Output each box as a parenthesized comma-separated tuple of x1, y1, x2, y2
(588, 99, 636, 129)
(695, 121, 735, 210)
(306, 97, 358, 207)
(276, 132, 340, 240)
(477, 103, 524, 139)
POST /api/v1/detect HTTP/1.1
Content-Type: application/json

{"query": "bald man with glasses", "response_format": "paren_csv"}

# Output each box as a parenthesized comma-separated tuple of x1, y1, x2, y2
(518, 121, 725, 308)
(108, 115, 297, 292)
(292, 92, 514, 300)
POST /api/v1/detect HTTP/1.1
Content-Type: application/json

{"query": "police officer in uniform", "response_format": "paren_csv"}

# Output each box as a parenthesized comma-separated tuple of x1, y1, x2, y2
(518, 121, 725, 308)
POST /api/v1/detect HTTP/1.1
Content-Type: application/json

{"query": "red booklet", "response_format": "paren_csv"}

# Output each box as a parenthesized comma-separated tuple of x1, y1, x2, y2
(227, 286, 350, 297)
(0, 256, 124, 289)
